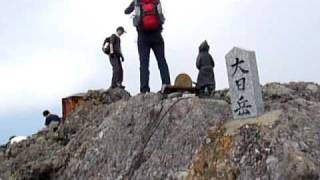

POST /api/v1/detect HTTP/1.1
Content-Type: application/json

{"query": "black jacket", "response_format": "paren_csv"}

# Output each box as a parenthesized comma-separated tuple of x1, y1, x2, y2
(124, 1, 135, 15)
(196, 41, 216, 88)
(110, 34, 122, 55)
(45, 114, 61, 126)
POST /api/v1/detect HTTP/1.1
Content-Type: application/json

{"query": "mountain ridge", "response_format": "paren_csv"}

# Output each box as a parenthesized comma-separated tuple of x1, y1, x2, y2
(0, 82, 319, 180)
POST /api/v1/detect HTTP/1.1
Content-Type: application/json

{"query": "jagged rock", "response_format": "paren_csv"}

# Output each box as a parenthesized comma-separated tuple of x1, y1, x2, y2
(1, 82, 320, 180)
(306, 83, 319, 94)
(263, 83, 294, 97)
(59, 94, 231, 180)
(187, 85, 320, 180)
(84, 88, 131, 105)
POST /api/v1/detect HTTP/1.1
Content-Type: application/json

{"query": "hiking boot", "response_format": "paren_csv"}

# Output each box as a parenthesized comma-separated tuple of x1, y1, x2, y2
(160, 84, 170, 94)
(114, 83, 125, 89)
(140, 90, 150, 95)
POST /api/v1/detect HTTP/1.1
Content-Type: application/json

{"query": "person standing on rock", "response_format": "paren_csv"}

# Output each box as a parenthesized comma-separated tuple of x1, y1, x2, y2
(102, 26, 126, 89)
(43, 110, 61, 131)
(125, 0, 171, 93)
(196, 40, 216, 97)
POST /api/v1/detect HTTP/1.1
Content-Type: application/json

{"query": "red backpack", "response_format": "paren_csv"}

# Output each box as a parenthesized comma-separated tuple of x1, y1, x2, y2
(140, 0, 160, 31)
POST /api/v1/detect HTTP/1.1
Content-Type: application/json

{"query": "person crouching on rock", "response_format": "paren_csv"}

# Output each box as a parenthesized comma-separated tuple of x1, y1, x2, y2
(43, 110, 61, 132)
(196, 40, 216, 97)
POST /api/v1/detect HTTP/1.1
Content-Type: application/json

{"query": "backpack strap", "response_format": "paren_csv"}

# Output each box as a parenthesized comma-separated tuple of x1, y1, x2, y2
(133, 0, 141, 27)
(155, 0, 165, 24)
(102, 37, 110, 48)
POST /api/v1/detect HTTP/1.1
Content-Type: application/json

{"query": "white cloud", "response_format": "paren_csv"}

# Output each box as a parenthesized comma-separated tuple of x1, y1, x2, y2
(0, 47, 95, 115)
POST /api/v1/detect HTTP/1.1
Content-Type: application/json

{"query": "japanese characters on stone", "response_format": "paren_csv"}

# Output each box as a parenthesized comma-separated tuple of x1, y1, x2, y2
(231, 57, 252, 116)
(226, 47, 264, 119)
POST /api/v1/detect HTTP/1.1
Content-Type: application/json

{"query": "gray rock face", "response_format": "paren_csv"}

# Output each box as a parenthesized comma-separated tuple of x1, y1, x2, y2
(188, 82, 320, 180)
(84, 88, 131, 105)
(306, 83, 319, 94)
(263, 83, 294, 97)
(225, 47, 264, 119)
(60, 94, 231, 180)
(0, 88, 231, 180)
(1, 83, 320, 180)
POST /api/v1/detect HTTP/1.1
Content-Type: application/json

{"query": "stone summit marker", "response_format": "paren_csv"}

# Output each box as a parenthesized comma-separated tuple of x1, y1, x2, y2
(226, 47, 264, 119)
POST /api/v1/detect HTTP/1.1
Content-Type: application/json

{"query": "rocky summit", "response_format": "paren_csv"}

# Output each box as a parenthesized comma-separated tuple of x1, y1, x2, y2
(1, 82, 320, 180)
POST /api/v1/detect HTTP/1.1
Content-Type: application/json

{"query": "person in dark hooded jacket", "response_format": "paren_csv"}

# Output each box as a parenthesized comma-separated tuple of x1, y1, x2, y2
(196, 40, 216, 96)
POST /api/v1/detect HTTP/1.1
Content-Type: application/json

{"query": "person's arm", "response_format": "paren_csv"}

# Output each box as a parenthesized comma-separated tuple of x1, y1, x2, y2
(210, 55, 215, 67)
(118, 42, 124, 62)
(120, 53, 124, 62)
(196, 55, 201, 70)
(125, 1, 135, 14)
(45, 117, 50, 126)
(110, 35, 115, 55)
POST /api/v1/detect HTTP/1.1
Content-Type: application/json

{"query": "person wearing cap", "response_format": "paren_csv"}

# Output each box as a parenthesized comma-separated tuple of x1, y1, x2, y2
(108, 26, 126, 89)
(43, 110, 61, 132)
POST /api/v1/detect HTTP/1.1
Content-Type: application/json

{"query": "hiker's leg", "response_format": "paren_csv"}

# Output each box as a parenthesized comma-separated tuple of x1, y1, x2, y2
(151, 34, 171, 85)
(209, 84, 216, 91)
(119, 57, 124, 85)
(209, 84, 216, 96)
(48, 122, 59, 137)
(114, 56, 122, 87)
(109, 56, 118, 87)
(114, 56, 123, 86)
(138, 37, 151, 93)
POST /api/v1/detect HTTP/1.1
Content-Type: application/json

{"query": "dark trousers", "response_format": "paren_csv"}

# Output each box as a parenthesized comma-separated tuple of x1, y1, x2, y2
(137, 31, 171, 93)
(109, 55, 123, 87)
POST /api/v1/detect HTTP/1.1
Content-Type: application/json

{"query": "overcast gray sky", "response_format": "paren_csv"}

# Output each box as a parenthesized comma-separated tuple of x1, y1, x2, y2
(0, 0, 319, 143)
